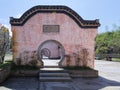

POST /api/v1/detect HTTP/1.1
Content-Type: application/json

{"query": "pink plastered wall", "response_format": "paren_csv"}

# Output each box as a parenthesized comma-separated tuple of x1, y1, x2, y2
(11, 13, 97, 68)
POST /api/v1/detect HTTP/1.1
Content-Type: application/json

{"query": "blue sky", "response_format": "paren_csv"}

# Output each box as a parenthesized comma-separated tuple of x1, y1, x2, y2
(0, 0, 120, 35)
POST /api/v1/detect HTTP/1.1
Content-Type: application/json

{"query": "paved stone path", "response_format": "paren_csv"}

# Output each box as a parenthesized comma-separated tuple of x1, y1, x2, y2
(0, 60, 120, 90)
(95, 60, 120, 82)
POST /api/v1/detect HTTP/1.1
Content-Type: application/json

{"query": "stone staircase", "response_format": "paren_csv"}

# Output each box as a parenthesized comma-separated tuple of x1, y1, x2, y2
(39, 68, 72, 82)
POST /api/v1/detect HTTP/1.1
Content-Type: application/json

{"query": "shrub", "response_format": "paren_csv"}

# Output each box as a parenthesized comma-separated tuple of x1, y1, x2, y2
(11, 63, 39, 71)
(0, 61, 12, 68)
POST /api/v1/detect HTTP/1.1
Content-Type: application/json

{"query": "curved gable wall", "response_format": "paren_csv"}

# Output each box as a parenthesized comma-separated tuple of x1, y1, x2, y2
(10, 5, 100, 68)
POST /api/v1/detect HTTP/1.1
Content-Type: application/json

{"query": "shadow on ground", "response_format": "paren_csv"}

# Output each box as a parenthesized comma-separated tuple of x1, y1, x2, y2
(0, 76, 120, 90)
(0, 76, 39, 90)
(73, 76, 120, 90)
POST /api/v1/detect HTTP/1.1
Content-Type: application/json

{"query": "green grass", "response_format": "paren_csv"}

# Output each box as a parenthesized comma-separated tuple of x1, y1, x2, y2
(11, 63, 39, 71)
(112, 58, 120, 62)
(0, 60, 39, 70)
(63, 66, 93, 70)
(0, 61, 12, 68)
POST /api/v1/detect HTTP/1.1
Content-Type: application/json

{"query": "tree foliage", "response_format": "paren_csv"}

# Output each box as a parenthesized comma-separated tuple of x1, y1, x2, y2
(95, 26, 120, 54)
(0, 26, 9, 63)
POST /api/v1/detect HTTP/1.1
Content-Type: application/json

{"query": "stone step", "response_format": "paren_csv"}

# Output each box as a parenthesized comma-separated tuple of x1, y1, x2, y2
(39, 68, 71, 82)
(40, 68, 66, 73)
(40, 72, 70, 77)
(44, 66, 59, 68)
(40, 70, 66, 73)
(39, 76, 72, 82)
(40, 67, 64, 71)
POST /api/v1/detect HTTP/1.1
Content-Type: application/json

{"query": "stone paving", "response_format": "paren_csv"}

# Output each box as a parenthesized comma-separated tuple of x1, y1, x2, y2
(0, 60, 120, 90)
(95, 60, 120, 82)
(0, 77, 39, 90)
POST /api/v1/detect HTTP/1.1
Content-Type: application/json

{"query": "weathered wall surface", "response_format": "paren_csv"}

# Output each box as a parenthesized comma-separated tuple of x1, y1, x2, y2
(40, 41, 60, 58)
(11, 13, 97, 68)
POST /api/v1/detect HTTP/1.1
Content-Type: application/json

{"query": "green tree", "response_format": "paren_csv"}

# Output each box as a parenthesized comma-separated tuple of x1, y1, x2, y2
(0, 25, 9, 63)
(95, 26, 120, 54)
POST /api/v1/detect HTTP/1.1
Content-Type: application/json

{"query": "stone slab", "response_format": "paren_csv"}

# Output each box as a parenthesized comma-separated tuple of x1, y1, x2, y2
(39, 76, 71, 82)
(40, 72, 69, 77)
(40, 82, 78, 90)
(40, 68, 64, 71)
(67, 69, 98, 78)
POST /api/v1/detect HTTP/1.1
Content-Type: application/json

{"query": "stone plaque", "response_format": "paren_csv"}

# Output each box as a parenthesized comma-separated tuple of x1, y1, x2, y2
(43, 25, 59, 33)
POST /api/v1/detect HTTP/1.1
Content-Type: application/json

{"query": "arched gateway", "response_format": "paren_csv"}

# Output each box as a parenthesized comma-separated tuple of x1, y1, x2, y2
(10, 5, 100, 68)
(38, 40, 65, 67)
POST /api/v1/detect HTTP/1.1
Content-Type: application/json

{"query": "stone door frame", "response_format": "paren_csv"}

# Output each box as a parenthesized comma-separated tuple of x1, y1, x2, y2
(38, 40, 65, 67)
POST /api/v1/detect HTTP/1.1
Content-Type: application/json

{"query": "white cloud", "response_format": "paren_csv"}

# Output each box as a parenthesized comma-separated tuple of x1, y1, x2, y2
(16, 14, 22, 18)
